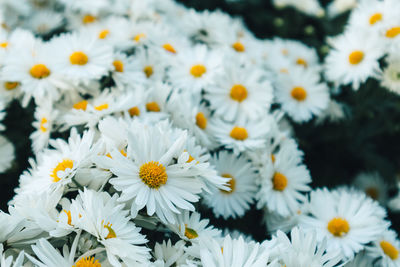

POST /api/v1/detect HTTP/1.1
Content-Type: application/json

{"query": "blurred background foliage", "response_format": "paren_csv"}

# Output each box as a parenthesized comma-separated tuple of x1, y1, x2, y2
(1, 0, 400, 240)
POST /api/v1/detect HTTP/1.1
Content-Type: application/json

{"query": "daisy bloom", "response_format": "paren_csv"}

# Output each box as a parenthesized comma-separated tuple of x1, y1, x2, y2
(167, 211, 221, 243)
(353, 172, 388, 205)
(30, 102, 58, 154)
(71, 189, 151, 266)
(298, 188, 389, 259)
(152, 239, 193, 267)
(205, 63, 273, 121)
(203, 151, 258, 219)
(325, 30, 384, 90)
(96, 120, 205, 223)
(275, 67, 330, 123)
(367, 229, 400, 267)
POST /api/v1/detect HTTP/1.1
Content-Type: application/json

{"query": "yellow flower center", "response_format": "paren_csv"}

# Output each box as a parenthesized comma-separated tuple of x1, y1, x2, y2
(187, 154, 196, 163)
(291, 86, 307, 101)
(230, 84, 248, 102)
(70, 51, 89, 65)
(219, 174, 236, 194)
(40, 117, 48, 132)
(73, 100, 88, 111)
(120, 149, 127, 157)
(365, 187, 379, 200)
(349, 51, 364, 65)
(162, 43, 176, 53)
(113, 60, 124, 72)
(128, 106, 140, 117)
(386, 27, 400, 38)
(4, 82, 19, 90)
(380, 240, 399, 260)
(296, 58, 308, 67)
(51, 159, 74, 182)
(272, 172, 288, 191)
(73, 257, 101, 267)
(143, 66, 153, 78)
(146, 102, 160, 112)
(232, 41, 245, 52)
(0, 42, 8, 48)
(103, 222, 117, 239)
(139, 161, 168, 189)
(369, 13, 383, 25)
(327, 217, 350, 237)
(133, 33, 146, 42)
(63, 210, 72, 225)
(98, 29, 109, 39)
(94, 103, 109, 111)
(30, 64, 51, 79)
(82, 14, 97, 24)
(184, 224, 199, 239)
(195, 112, 207, 129)
(190, 64, 207, 78)
(230, 126, 248, 141)
(271, 154, 275, 163)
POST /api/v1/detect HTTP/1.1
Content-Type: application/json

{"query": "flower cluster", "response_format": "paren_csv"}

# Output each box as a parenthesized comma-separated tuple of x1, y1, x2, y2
(0, 0, 400, 267)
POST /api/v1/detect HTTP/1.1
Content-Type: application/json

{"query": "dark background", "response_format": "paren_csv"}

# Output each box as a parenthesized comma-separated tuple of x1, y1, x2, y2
(1, 0, 400, 240)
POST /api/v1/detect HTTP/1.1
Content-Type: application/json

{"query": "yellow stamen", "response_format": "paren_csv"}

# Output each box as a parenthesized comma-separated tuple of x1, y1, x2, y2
(30, 64, 51, 79)
(103, 222, 116, 239)
(230, 84, 248, 102)
(128, 106, 140, 117)
(63, 210, 72, 225)
(143, 66, 153, 78)
(369, 13, 382, 25)
(272, 172, 288, 191)
(349, 51, 364, 65)
(291, 86, 307, 101)
(380, 241, 399, 260)
(98, 29, 110, 39)
(195, 112, 207, 129)
(184, 224, 199, 239)
(73, 100, 88, 111)
(230, 127, 248, 141)
(82, 14, 97, 24)
(51, 159, 73, 182)
(162, 43, 176, 53)
(386, 27, 400, 38)
(73, 256, 101, 267)
(296, 58, 308, 67)
(94, 103, 108, 111)
(113, 60, 124, 72)
(4, 82, 19, 91)
(327, 217, 350, 237)
(232, 41, 245, 52)
(219, 174, 236, 194)
(40, 117, 48, 132)
(190, 64, 207, 78)
(146, 102, 160, 112)
(271, 154, 275, 163)
(139, 161, 168, 189)
(120, 149, 127, 157)
(0, 42, 8, 48)
(133, 33, 146, 42)
(70, 51, 89, 65)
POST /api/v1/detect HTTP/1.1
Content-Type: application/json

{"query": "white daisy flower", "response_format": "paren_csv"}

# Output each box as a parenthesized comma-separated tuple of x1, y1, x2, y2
(111, 52, 146, 90)
(71, 189, 151, 266)
(0, 135, 14, 173)
(167, 211, 221, 243)
(52, 31, 113, 85)
(203, 151, 258, 219)
(134, 47, 166, 84)
(325, 30, 384, 90)
(367, 229, 400, 266)
(299, 188, 389, 260)
(209, 117, 271, 155)
(275, 67, 330, 123)
(96, 120, 206, 223)
(0, 79, 21, 102)
(153, 239, 193, 267)
(197, 235, 275, 267)
(24, 10, 64, 35)
(381, 55, 400, 94)
(169, 45, 221, 93)
(274, 227, 341, 267)
(205, 63, 273, 121)
(353, 172, 388, 205)
(30, 101, 59, 154)
(257, 150, 311, 217)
